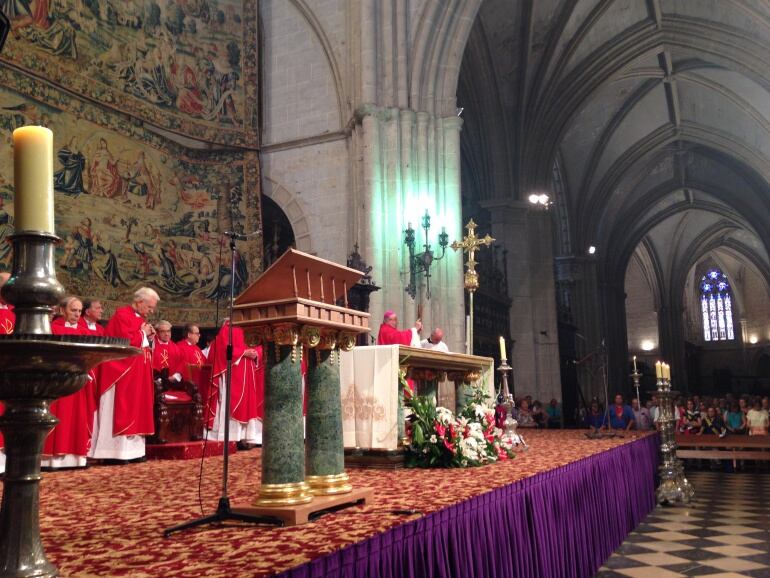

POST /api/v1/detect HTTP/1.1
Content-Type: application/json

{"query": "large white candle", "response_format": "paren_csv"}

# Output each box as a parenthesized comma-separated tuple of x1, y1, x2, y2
(632, 355, 637, 372)
(655, 361, 662, 379)
(13, 126, 54, 233)
(499, 336, 507, 360)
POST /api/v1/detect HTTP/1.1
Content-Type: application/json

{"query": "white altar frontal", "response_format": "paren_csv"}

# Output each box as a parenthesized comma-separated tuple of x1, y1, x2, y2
(340, 345, 495, 452)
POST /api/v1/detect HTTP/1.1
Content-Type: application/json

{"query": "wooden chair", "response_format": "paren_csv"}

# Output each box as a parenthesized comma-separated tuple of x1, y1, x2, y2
(149, 366, 206, 444)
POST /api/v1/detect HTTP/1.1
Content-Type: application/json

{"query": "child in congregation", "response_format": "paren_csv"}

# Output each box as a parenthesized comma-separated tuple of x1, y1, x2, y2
(698, 407, 727, 438)
(679, 399, 701, 434)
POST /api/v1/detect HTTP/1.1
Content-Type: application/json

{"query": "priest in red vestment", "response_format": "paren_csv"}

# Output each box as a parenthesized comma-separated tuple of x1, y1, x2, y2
(176, 323, 206, 381)
(79, 298, 105, 335)
(0, 272, 12, 474)
(152, 320, 182, 382)
(377, 310, 422, 346)
(43, 297, 95, 469)
(205, 320, 263, 444)
(89, 287, 159, 461)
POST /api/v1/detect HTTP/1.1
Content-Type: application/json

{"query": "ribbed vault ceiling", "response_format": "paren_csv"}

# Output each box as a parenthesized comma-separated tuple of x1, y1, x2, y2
(458, 0, 770, 291)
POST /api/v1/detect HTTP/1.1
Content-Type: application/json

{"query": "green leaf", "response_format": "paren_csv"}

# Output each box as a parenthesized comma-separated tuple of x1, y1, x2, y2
(413, 423, 424, 445)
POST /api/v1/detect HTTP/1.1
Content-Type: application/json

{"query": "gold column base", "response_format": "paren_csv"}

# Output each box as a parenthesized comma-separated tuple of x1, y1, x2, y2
(306, 472, 353, 496)
(254, 481, 314, 506)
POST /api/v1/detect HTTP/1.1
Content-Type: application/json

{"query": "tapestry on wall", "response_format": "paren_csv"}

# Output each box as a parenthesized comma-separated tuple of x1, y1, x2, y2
(0, 70, 261, 324)
(0, 0, 258, 146)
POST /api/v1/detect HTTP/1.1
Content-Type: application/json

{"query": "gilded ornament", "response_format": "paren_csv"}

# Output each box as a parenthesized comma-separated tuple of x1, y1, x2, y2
(300, 325, 321, 348)
(317, 328, 338, 351)
(337, 332, 356, 352)
(271, 323, 299, 346)
(244, 326, 271, 347)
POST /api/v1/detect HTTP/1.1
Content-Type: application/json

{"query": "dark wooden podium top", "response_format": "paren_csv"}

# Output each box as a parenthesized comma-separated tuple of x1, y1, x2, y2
(232, 249, 370, 333)
(234, 248, 363, 305)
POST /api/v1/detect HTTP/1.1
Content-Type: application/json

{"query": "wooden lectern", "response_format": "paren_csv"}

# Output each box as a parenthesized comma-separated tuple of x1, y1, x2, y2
(230, 249, 372, 524)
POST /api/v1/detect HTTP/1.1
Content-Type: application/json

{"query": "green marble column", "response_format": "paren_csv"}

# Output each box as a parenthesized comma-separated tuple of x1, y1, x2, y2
(258, 340, 311, 505)
(305, 348, 349, 494)
(455, 381, 473, 414)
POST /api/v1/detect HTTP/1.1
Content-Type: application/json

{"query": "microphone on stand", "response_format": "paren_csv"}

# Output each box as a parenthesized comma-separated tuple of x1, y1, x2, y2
(222, 230, 261, 240)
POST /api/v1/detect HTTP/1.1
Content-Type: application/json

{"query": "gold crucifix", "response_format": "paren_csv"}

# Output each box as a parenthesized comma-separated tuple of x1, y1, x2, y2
(451, 219, 495, 354)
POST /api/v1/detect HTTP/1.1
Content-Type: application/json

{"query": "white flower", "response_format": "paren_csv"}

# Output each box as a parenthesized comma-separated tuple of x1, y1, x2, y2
(429, 434, 437, 443)
(436, 407, 454, 426)
(472, 403, 486, 419)
(422, 447, 429, 453)
(459, 437, 480, 462)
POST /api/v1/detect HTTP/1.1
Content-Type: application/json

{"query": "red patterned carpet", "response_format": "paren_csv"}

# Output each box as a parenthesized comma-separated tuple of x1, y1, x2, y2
(6, 430, 654, 577)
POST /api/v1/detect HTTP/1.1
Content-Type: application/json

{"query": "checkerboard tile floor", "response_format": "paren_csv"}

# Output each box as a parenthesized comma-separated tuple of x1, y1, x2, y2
(595, 471, 770, 577)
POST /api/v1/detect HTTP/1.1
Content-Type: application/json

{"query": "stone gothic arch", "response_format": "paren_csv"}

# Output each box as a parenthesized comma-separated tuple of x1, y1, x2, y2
(260, 176, 313, 254)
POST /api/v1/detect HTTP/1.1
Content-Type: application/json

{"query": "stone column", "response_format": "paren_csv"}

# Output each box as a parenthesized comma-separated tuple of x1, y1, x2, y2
(255, 324, 312, 506)
(305, 329, 352, 495)
(362, 106, 466, 354)
(481, 199, 561, 403)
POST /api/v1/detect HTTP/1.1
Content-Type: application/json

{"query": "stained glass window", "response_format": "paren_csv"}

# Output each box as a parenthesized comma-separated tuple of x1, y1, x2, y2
(700, 269, 735, 342)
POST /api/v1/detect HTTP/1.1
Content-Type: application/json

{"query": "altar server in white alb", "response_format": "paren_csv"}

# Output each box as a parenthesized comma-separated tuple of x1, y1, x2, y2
(421, 327, 450, 353)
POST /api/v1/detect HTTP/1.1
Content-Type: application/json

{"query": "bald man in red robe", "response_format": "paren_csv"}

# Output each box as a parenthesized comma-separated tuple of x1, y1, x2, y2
(0, 272, 12, 474)
(205, 320, 263, 444)
(89, 288, 158, 461)
(377, 310, 422, 346)
(43, 297, 94, 469)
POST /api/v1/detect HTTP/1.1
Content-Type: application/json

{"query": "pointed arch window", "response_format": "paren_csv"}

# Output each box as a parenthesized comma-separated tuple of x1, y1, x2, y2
(700, 269, 735, 342)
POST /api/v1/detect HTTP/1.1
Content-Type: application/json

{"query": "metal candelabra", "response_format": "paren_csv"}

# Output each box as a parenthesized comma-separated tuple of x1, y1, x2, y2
(496, 359, 526, 448)
(403, 210, 449, 300)
(654, 374, 694, 505)
(0, 230, 139, 578)
(631, 370, 642, 411)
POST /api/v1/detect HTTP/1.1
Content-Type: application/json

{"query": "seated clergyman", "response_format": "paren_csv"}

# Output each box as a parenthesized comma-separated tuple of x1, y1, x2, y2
(420, 327, 449, 352)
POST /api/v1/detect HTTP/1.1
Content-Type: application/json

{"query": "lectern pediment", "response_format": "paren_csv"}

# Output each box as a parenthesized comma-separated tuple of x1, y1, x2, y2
(232, 249, 370, 336)
(234, 248, 363, 305)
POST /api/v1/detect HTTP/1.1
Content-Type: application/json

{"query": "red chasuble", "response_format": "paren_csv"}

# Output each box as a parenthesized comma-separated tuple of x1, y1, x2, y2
(205, 321, 263, 429)
(176, 339, 205, 381)
(376, 323, 414, 346)
(78, 318, 106, 335)
(0, 305, 12, 452)
(99, 305, 154, 436)
(0, 305, 14, 335)
(44, 319, 95, 458)
(152, 340, 182, 375)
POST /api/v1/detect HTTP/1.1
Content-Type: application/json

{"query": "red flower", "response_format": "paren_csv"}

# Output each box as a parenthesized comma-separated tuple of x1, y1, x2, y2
(435, 422, 446, 438)
(443, 438, 455, 453)
(448, 424, 457, 439)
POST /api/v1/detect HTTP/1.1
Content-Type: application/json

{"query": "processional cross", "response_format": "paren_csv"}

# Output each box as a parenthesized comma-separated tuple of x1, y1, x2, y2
(451, 219, 494, 354)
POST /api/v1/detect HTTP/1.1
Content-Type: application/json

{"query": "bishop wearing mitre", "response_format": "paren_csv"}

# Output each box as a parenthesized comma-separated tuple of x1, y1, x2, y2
(376, 310, 422, 346)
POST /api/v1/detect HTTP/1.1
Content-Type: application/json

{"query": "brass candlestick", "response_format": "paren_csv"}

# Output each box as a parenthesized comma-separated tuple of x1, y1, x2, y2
(654, 373, 694, 505)
(0, 230, 139, 578)
(497, 359, 526, 448)
(631, 370, 642, 412)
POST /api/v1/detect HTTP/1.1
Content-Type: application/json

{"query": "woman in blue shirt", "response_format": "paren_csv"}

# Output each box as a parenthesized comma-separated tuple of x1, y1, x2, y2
(725, 402, 747, 434)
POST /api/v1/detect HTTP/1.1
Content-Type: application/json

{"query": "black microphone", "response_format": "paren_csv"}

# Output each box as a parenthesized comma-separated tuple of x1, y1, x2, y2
(222, 230, 261, 240)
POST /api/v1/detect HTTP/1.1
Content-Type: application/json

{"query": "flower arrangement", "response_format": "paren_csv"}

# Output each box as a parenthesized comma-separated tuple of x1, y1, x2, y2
(401, 371, 517, 468)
